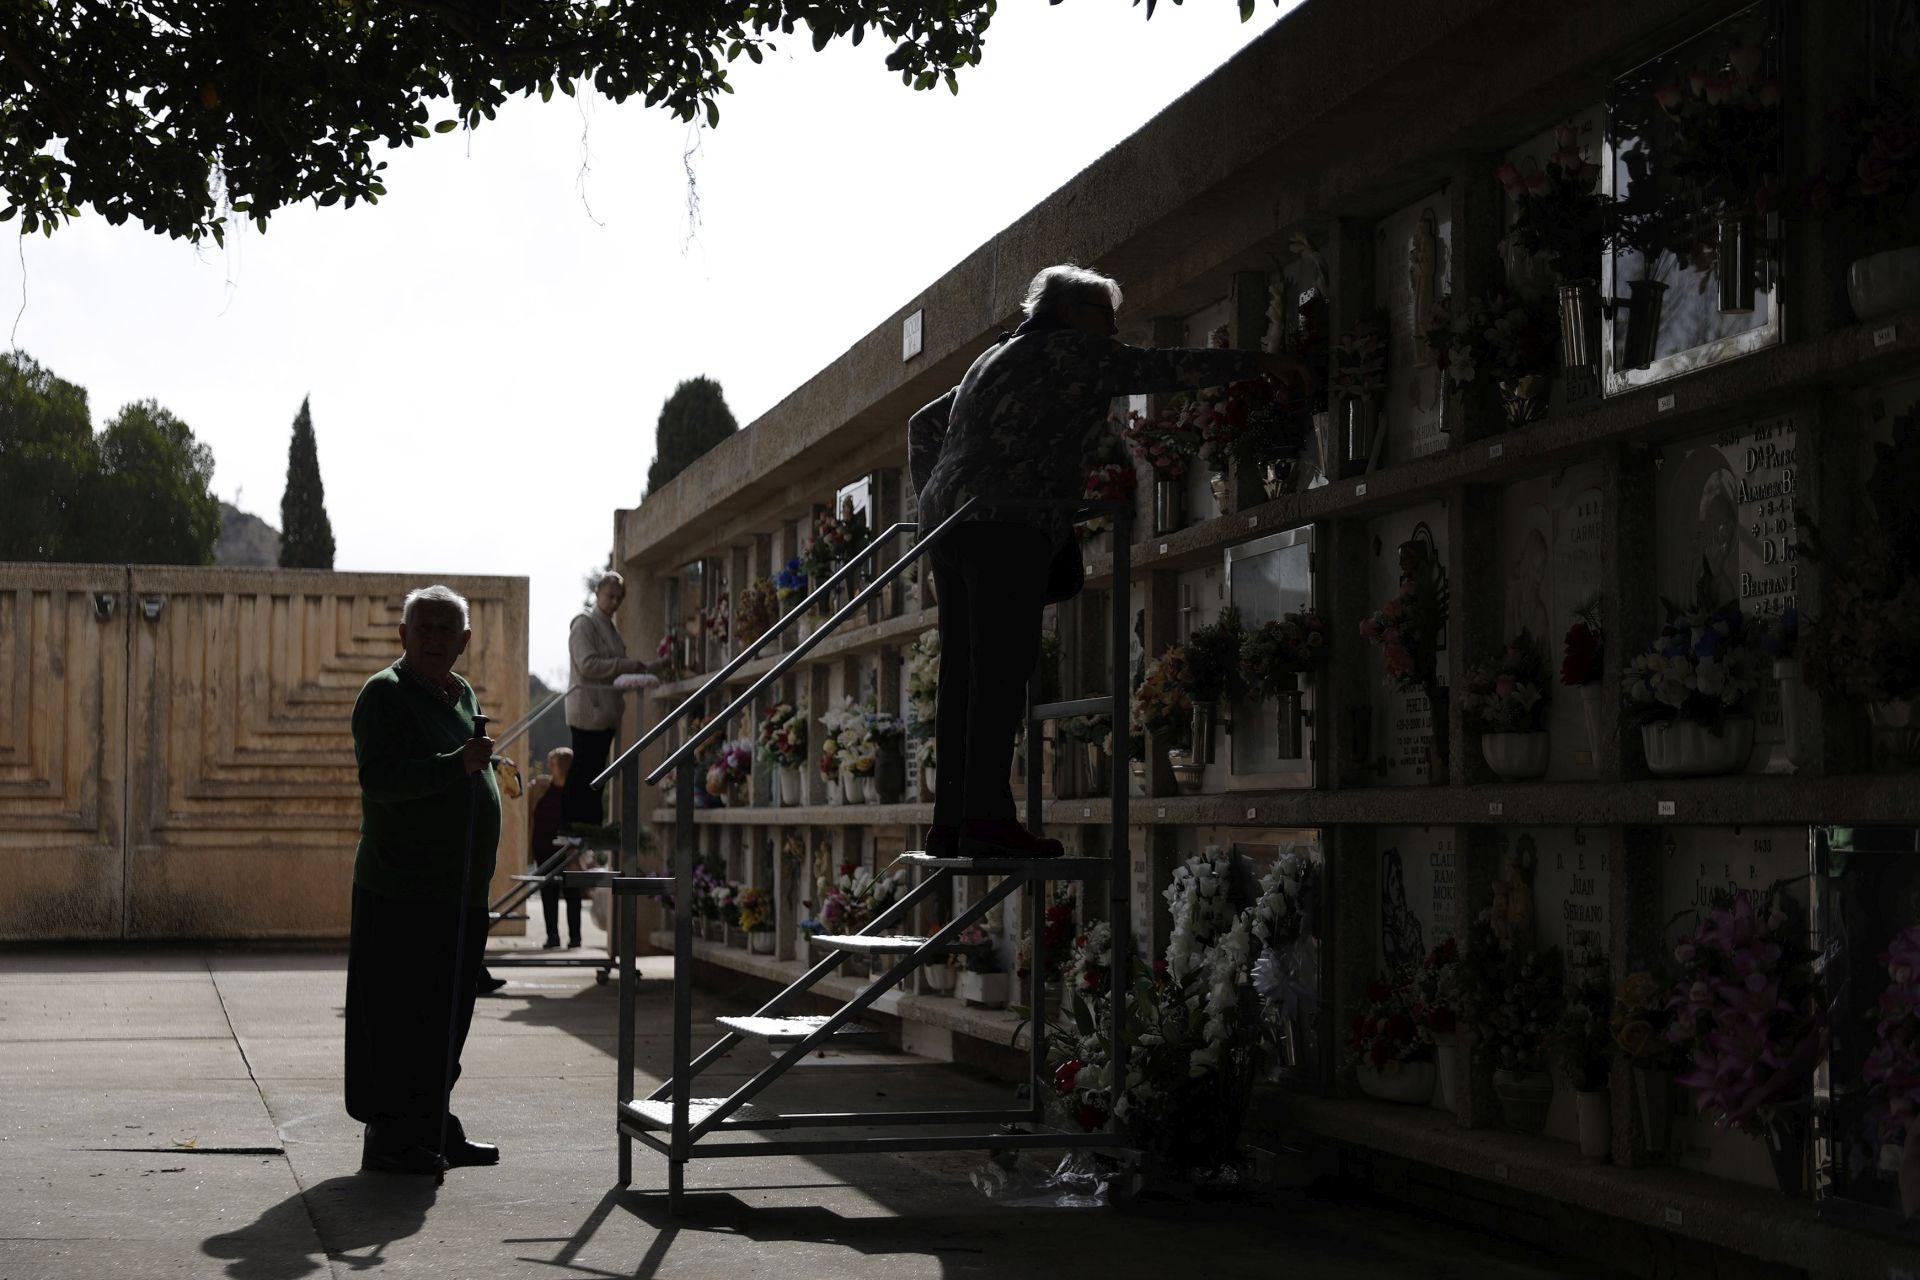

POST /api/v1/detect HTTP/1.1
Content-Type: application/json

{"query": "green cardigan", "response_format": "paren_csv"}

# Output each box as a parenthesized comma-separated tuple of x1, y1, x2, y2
(351, 663, 500, 906)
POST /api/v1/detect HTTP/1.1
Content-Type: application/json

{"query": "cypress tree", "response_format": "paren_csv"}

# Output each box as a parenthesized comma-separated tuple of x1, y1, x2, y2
(278, 395, 335, 569)
(644, 376, 739, 498)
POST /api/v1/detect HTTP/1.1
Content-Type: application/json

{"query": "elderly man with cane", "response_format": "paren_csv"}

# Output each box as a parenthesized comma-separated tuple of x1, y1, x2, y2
(910, 264, 1307, 859)
(345, 584, 506, 1175)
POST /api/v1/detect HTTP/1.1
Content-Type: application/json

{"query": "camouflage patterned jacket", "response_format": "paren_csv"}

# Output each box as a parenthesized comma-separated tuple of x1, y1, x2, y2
(909, 320, 1269, 546)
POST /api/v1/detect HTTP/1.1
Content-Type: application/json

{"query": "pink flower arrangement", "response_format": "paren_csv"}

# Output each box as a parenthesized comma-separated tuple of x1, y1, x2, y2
(702, 738, 752, 798)
(1359, 540, 1448, 694)
(1863, 926, 1920, 1161)
(1123, 406, 1201, 480)
(1664, 888, 1825, 1137)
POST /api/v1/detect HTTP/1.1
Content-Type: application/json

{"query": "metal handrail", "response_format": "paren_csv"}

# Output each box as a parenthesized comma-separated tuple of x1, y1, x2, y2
(589, 515, 929, 791)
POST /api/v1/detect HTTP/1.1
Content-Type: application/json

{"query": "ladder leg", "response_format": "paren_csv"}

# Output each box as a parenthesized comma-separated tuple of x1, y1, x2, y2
(618, 1131, 632, 1187)
(667, 1157, 685, 1214)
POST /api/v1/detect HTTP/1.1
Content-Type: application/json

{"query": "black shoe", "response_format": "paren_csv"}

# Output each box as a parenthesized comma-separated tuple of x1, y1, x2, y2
(360, 1127, 446, 1176)
(477, 971, 508, 995)
(542, 938, 562, 950)
(958, 820, 1064, 860)
(922, 825, 958, 859)
(444, 1136, 500, 1168)
(567, 938, 583, 950)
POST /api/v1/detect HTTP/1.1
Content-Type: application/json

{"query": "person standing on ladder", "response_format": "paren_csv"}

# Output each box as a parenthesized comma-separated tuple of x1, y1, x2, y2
(345, 584, 505, 1175)
(908, 264, 1308, 859)
(564, 571, 655, 840)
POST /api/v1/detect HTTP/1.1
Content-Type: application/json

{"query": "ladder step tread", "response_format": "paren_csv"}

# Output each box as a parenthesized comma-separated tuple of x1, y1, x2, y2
(808, 934, 991, 956)
(716, 1014, 881, 1042)
(624, 1099, 785, 1130)
(900, 852, 1113, 877)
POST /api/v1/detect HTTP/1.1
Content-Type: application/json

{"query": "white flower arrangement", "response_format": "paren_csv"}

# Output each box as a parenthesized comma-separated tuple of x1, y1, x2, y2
(906, 629, 940, 738)
(1164, 846, 1239, 982)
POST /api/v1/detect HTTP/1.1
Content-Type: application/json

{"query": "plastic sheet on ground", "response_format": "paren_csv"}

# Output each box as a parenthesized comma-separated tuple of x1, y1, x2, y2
(969, 1148, 1111, 1208)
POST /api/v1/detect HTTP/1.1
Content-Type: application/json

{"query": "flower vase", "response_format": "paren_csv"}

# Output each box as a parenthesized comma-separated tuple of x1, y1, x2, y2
(825, 769, 844, 805)
(1190, 701, 1218, 766)
(956, 971, 1008, 1008)
(1576, 1089, 1611, 1161)
(1868, 699, 1920, 770)
(1764, 1110, 1807, 1197)
(1082, 743, 1110, 797)
(1424, 683, 1450, 785)
(1717, 210, 1758, 314)
(1260, 457, 1298, 500)
(1432, 1031, 1461, 1112)
(778, 765, 803, 807)
(1208, 470, 1231, 510)
(1311, 411, 1335, 482)
(1640, 716, 1754, 776)
(923, 763, 937, 799)
(1274, 679, 1306, 760)
(1355, 1060, 1436, 1105)
(1480, 730, 1549, 780)
(862, 776, 880, 805)
(726, 780, 748, 810)
(1578, 683, 1606, 770)
(1557, 279, 1602, 371)
(1633, 1066, 1672, 1155)
(875, 740, 906, 804)
(1491, 1069, 1554, 1134)
(840, 768, 860, 806)
(1774, 659, 1803, 772)
(1152, 477, 1186, 535)
(1167, 749, 1204, 795)
(1848, 245, 1920, 321)
(1621, 278, 1668, 371)
(749, 929, 775, 954)
(1498, 374, 1550, 427)
(1340, 395, 1376, 474)
(924, 964, 957, 994)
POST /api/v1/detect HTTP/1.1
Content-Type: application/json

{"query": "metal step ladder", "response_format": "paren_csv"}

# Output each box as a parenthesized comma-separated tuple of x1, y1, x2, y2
(594, 497, 1136, 1211)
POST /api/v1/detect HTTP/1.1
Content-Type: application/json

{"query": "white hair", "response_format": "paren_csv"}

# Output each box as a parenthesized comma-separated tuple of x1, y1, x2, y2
(402, 584, 470, 628)
(595, 570, 625, 591)
(1021, 264, 1123, 322)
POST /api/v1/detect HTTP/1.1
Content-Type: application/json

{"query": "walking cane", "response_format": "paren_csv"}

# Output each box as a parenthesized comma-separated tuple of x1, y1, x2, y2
(436, 710, 488, 1186)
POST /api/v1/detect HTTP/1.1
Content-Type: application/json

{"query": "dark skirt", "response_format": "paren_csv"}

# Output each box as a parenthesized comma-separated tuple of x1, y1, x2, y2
(344, 883, 488, 1146)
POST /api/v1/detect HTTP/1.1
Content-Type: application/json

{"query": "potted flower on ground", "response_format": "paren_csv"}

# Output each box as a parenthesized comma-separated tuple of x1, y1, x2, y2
(1554, 950, 1614, 1160)
(1181, 607, 1246, 766)
(1464, 920, 1564, 1133)
(1457, 631, 1551, 780)
(756, 702, 807, 805)
(1413, 937, 1465, 1110)
(954, 924, 1008, 1008)
(1623, 588, 1762, 776)
(1242, 607, 1328, 760)
(736, 886, 775, 954)
(1346, 969, 1436, 1104)
(1561, 599, 1607, 770)
(1665, 885, 1826, 1195)
(1612, 965, 1687, 1155)
(1359, 539, 1451, 782)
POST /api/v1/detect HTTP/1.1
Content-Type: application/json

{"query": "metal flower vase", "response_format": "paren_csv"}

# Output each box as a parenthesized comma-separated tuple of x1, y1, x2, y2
(1274, 673, 1306, 759)
(1716, 210, 1757, 314)
(1423, 683, 1450, 785)
(1190, 701, 1219, 766)
(1208, 470, 1231, 509)
(1260, 456, 1298, 500)
(1341, 395, 1376, 474)
(1621, 278, 1668, 370)
(1152, 477, 1187, 535)
(1557, 278, 1602, 371)
(1499, 375, 1550, 427)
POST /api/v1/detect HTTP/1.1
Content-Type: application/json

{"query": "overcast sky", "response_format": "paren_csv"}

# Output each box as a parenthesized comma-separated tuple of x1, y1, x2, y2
(5, 3, 1294, 686)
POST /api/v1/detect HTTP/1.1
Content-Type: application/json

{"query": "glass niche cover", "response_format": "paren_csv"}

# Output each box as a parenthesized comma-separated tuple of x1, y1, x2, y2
(1812, 826, 1920, 1239)
(1225, 525, 1316, 788)
(1603, 0, 1783, 393)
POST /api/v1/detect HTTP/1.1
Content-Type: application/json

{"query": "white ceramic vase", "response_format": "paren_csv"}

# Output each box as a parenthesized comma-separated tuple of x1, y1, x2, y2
(1355, 1059, 1436, 1105)
(1848, 245, 1920, 322)
(956, 971, 1008, 1008)
(1578, 683, 1606, 770)
(1640, 715, 1755, 776)
(1480, 730, 1549, 780)
(778, 765, 802, 806)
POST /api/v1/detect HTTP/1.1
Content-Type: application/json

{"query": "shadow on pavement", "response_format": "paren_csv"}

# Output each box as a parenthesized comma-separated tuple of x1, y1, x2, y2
(201, 1173, 436, 1279)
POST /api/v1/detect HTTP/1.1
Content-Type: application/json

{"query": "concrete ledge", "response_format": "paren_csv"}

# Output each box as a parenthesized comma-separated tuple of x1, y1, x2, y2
(1281, 1095, 1910, 1280)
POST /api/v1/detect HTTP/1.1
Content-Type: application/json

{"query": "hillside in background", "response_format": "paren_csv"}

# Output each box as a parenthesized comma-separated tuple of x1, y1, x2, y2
(215, 502, 281, 567)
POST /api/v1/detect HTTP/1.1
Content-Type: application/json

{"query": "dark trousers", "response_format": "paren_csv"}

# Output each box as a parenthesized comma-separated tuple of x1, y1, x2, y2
(344, 883, 487, 1148)
(929, 522, 1054, 830)
(540, 876, 583, 946)
(563, 727, 616, 827)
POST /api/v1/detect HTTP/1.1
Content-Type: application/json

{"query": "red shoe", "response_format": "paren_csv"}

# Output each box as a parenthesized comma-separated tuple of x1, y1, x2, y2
(959, 820, 1064, 860)
(922, 826, 959, 859)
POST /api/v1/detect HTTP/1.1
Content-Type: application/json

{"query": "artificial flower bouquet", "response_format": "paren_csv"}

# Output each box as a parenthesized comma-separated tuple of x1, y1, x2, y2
(1359, 540, 1449, 693)
(1412, 936, 1464, 1039)
(1241, 608, 1328, 700)
(1183, 606, 1247, 707)
(1621, 598, 1762, 729)
(1424, 291, 1558, 399)
(1079, 417, 1138, 540)
(1132, 646, 1194, 750)
(736, 886, 772, 933)
(1457, 632, 1550, 732)
(735, 578, 779, 647)
(1059, 713, 1114, 752)
(755, 701, 807, 769)
(1553, 949, 1615, 1092)
(701, 592, 731, 650)
(1500, 121, 1606, 284)
(1346, 969, 1435, 1072)
(1665, 886, 1825, 1137)
(1123, 406, 1201, 480)
(1612, 967, 1688, 1070)
(816, 697, 869, 780)
(702, 738, 752, 798)
(773, 555, 809, 609)
(1331, 322, 1387, 406)
(905, 629, 939, 738)
(1561, 600, 1605, 688)
(1463, 921, 1564, 1074)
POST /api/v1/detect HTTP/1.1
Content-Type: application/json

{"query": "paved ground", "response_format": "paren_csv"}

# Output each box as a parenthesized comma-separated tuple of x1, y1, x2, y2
(1, 926, 1626, 1280)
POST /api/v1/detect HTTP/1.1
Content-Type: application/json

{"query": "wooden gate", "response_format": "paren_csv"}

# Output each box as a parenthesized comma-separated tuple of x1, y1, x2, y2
(0, 565, 527, 940)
